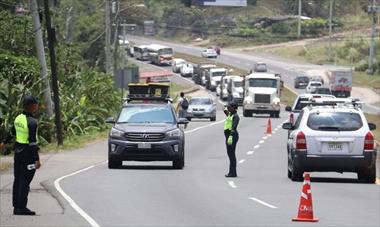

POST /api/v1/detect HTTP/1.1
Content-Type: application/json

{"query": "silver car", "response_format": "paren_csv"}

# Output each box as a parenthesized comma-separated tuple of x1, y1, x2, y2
(283, 102, 377, 183)
(186, 97, 216, 121)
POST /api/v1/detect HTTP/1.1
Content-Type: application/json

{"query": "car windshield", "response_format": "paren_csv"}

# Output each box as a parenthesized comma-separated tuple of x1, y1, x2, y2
(117, 105, 175, 124)
(311, 83, 321, 87)
(298, 77, 309, 82)
(307, 112, 363, 131)
(248, 78, 277, 88)
(159, 48, 173, 55)
(234, 81, 243, 87)
(190, 98, 212, 105)
(212, 71, 226, 77)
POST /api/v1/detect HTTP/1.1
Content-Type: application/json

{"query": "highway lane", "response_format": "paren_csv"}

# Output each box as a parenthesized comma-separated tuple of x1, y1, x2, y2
(59, 108, 380, 226)
(126, 35, 380, 115)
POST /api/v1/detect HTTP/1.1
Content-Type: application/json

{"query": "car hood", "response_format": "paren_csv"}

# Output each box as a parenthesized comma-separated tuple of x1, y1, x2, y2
(115, 123, 177, 133)
(248, 87, 277, 95)
(211, 76, 222, 82)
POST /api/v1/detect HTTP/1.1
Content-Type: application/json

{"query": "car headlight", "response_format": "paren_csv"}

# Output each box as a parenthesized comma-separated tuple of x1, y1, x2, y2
(166, 128, 181, 138)
(110, 127, 124, 138)
(244, 96, 253, 104)
(272, 97, 281, 105)
(233, 92, 240, 98)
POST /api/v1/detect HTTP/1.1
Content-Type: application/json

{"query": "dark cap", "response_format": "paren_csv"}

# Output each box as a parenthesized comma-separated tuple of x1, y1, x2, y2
(23, 95, 39, 107)
(228, 102, 238, 109)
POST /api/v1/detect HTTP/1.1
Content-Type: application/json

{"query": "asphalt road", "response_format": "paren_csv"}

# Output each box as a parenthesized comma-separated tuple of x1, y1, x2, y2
(57, 60, 379, 227)
(126, 35, 380, 115)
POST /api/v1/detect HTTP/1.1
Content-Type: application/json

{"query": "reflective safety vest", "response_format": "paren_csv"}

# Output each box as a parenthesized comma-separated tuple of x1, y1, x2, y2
(224, 114, 233, 131)
(14, 114, 29, 144)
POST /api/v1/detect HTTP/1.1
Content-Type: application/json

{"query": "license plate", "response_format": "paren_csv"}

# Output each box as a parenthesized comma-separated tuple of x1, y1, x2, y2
(328, 142, 343, 151)
(137, 143, 151, 149)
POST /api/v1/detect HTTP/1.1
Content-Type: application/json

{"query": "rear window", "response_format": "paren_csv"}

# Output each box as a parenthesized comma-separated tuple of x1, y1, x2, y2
(307, 112, 363, 131)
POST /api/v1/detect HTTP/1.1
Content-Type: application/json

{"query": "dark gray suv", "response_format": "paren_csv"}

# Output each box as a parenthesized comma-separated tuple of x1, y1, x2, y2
(106, 101, 188, 169)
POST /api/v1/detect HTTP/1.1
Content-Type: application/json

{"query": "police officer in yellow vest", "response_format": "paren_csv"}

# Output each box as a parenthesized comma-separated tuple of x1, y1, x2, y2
(0, 95, 41, 215)
(224, 102, 240, 178)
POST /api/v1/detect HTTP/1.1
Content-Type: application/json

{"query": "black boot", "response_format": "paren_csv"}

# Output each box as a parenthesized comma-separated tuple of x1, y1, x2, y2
(225, 173, 237, 178)
(13, 208, 36, 215)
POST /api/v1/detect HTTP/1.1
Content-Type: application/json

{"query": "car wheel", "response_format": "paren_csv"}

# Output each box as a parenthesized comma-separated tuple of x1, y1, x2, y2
(210, 117, 216, 121)
(358, 166, 376, 183)
(275, 111, 280, 118)
(186, 117, 191, 121)
(243, 109, 251, 117)
(108, 158, 122, 169)
(291, 159, 303, 182)
(173, 151, 184, 169)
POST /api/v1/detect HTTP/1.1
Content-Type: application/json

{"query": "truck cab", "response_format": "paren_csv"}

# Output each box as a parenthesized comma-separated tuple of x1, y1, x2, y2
(243, 73, 282, 118)
(206, 68, 227, 91)
(228, 76, 244, 105)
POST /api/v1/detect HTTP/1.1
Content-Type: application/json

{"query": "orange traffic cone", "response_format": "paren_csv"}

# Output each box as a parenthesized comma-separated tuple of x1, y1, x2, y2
(292, 173, 318, 222)
(266, 118, 272, 134)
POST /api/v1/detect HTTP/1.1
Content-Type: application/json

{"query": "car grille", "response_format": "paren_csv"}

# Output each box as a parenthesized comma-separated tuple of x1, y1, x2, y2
(192, 108, 205, 111)
(254, 94, 271, 103)
(125, 133, 165, 142)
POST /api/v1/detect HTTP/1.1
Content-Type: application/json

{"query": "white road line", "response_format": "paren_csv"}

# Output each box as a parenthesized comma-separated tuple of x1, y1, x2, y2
(238, 159, 246, 164)
(249, 197, 278, 209)
(54, 165, 101, 227)
(185, 119, 225, 134)
(228, 181, 237, 188)
(254, 145, 260, 149)
(267, 134, 272, 137)
(262, 136, 268, 140)
(259, 140, 264, 144)
(247, 150, 255, 155)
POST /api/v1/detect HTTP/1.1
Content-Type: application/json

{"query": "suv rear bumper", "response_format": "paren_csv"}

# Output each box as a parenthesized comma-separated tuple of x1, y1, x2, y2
(293, 149, 377, 172)
(108, 138, 183, 162)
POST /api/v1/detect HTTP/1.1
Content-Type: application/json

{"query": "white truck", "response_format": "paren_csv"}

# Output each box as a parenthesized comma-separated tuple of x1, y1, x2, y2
(326, 68, 352, 97)
(206, 67, 227, 91)
(243, 73, 282, 118)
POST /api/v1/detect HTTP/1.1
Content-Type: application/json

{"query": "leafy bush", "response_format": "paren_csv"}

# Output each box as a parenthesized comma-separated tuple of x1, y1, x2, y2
(302, 18, 328, 36)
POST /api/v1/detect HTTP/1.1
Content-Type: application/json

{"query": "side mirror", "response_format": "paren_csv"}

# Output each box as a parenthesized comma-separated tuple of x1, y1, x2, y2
(106, 117, 116, 124)
(282, 122, 294, 130)
(285, 106, 292, 112)
(368, 123, 376, 131)
(178, 118, 189, 125)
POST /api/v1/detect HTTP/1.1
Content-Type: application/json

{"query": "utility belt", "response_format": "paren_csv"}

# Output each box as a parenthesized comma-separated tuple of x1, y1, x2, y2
(14, 143, 29, 154)
(224, 129, 238, 137)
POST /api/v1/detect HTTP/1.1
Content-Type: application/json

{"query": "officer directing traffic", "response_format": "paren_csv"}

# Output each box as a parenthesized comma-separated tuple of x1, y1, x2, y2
(0, 95, 41, 215)
(224, 102, 240, 178)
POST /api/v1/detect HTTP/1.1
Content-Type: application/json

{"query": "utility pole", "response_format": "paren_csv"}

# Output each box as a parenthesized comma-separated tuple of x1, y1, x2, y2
(328, 0, 333, 62)
(65, 6, 74, 44)
(297, 0, 302, 38)
(105, 0, 112, 74)
(43, 0, 63, 145)
(29, 0, 53, 117)
(368, 0, 379, 75)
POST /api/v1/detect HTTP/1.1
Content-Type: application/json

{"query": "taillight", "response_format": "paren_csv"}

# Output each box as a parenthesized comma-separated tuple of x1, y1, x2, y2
(296, 131, 307, 150)
(364, 132, 374, 150)
(290, 113, 294, 125)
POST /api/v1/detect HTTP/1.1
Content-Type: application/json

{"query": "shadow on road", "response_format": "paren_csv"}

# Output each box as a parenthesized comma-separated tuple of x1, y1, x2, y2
(311, 177, 371, 184)
(116, 165, 175, 170)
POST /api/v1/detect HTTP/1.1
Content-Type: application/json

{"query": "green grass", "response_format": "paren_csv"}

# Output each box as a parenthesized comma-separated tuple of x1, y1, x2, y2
(365, 113, 380, 143)
(281, 86, 297, 107)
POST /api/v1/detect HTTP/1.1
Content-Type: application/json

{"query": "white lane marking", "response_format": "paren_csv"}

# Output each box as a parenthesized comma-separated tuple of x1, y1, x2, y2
(55, 165, 101, 227)
(262, 136, 268, 140)
(249, 197, 278, 209)
(272, 131, 276, 134)
(259, 140, 264, 144)
(239, 159, 246, 164)
(267, 134, 272, 137)
(228, 181, 237, 188)
(254, 145, 260, 149)
(185, 119, 225, 134)
(247, 150, 255, 155)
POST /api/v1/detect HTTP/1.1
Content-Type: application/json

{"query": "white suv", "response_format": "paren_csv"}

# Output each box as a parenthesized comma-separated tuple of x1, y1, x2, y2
(283, 103, 377, 183)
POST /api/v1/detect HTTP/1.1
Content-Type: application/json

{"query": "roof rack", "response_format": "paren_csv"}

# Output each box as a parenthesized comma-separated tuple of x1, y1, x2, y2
(125, 83, 172, 104)
(301, 97, 363, 110)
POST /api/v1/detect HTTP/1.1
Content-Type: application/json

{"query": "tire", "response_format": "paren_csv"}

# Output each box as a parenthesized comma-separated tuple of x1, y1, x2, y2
(173, 151, 184, 169)
(358, 166, 376, 183)
(290, 158, 303, 182)
(210, 117, 216, 121)
(275, 111, 280, 118)
(108, 158, 122, 169)
(186, 117, 191, 121)
(269, 113, 274, 118)
(243, 109, 251, 117)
